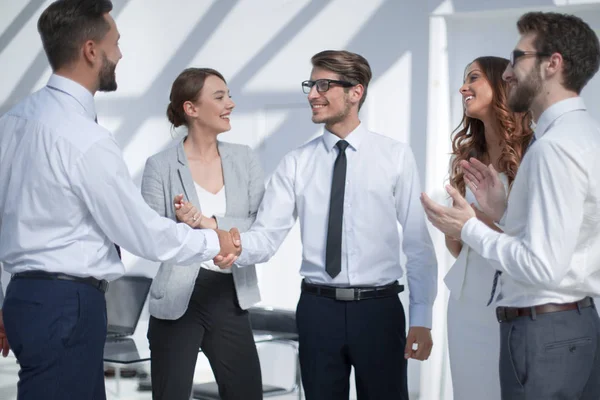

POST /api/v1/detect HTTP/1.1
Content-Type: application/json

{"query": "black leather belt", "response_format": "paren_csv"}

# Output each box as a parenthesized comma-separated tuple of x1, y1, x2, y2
(301, 280, 404, 301)
(12, 270, 109, 293)
(496, 297, 594, 323)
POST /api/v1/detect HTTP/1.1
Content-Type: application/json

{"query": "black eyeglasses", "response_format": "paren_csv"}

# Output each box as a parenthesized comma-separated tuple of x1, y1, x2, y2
(301, 79, 355, 94)
(510, 50, 550, 67)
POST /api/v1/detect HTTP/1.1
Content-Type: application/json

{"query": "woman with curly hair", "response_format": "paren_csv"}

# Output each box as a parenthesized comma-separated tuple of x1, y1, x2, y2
(444, 56, 533, 399)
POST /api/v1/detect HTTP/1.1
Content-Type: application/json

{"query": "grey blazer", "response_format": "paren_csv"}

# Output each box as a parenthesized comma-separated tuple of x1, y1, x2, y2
(141, 139, 264, 319)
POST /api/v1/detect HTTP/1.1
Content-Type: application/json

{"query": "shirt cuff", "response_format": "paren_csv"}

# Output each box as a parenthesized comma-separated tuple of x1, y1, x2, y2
(235, 232, 252, 267)
(497, 209, 508, 229)
(461, 217, 492, 257)
(200, 229, 220, 260)
(409, 304, 432, 329)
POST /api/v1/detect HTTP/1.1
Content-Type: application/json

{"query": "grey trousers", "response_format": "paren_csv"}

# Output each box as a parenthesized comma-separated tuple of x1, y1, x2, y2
(499, 304, 600, 399)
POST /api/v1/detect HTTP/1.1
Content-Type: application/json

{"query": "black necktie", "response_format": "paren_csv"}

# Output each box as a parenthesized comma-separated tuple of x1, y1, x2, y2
(487, 133, 537, 305)
(95, 115, 122, 260)
(325, 140, 349, 278)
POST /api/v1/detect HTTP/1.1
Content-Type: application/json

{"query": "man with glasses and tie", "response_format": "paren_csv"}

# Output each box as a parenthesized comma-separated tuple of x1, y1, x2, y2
(421, 12, 600, 399)
(230, 50, 438, 400)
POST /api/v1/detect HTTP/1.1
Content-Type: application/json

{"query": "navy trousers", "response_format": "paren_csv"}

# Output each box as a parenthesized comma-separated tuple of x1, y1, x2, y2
(3, 278, 107, 400)
(296, 292, 408, 400)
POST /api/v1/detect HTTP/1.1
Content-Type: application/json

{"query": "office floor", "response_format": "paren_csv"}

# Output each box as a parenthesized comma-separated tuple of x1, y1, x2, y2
(0, 351, 306, 400)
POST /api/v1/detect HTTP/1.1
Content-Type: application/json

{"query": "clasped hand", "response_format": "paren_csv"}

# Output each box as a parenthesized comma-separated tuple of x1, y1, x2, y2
(173, 194, 241, 269)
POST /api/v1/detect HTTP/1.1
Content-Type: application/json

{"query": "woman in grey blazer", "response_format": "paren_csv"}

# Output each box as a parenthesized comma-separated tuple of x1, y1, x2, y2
(141, 68, 264, 400)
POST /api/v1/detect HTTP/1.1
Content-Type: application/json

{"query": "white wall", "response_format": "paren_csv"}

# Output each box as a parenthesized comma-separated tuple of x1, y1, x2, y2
(2, 1, 600, 399)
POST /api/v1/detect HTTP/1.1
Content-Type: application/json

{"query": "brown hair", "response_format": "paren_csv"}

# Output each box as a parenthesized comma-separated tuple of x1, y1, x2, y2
(166, 68, 226, 128)
(38, 0, 113, 71)
(311, 50, 372, 109)
(450, 56, 534, 196)
(517, 12, 600, 94)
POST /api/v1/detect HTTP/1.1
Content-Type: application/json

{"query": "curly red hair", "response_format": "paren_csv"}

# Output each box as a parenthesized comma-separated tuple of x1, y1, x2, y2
(450, 56, 534, 196)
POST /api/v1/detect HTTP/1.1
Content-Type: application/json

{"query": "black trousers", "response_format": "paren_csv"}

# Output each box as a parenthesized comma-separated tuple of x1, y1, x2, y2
(3, 278, 107, 400)
(499, 304, 600, 399)
(296, 292, 408, 400)
(147, 268, 262, 400)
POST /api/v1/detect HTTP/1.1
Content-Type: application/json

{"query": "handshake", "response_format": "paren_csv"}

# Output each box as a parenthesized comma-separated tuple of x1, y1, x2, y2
(173, 194, 242, 269)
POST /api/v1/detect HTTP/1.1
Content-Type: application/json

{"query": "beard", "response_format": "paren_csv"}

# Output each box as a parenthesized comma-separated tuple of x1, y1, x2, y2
(312, 95, 352, 127)
(508, 65, 542, 113)
(98, 53, 117, 92)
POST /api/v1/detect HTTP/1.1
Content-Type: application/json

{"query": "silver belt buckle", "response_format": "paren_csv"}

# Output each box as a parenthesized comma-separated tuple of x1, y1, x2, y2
(335, 288, 356, 301)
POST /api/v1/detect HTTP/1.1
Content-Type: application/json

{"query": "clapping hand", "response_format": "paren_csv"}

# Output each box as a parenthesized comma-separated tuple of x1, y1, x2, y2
(420, 185, 475, 239)
(460, 158, 507, 222)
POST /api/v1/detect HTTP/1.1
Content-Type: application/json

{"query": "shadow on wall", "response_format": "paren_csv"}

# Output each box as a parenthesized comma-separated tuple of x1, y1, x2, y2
(0, 0, 445, 268)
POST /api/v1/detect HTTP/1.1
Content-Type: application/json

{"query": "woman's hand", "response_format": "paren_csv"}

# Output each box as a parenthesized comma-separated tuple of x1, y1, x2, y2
(172, 194, 217, 229)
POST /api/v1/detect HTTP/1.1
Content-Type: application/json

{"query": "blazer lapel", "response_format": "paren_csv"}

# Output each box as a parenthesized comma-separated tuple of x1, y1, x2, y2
(176, 140, 202, 212)
(217, 141, 234, 213)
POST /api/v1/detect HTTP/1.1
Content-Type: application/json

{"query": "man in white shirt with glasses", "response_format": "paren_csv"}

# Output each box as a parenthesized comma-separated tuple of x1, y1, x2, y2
(421, 11, 600, 399)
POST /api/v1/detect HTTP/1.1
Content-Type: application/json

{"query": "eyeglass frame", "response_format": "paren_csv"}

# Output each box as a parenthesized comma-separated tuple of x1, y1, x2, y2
(510, 49, 551, 67)
(301, 79, 356, 94)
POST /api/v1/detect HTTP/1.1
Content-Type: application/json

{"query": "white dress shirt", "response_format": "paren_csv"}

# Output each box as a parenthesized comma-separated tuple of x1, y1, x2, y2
(0, 74, 220, 293)
(461, 97, 600, 307)
(237, 124, 438, 328)
(194, 183, 230, 274)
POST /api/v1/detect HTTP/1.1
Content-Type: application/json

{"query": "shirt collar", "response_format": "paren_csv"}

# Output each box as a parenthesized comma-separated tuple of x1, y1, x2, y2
(534, 97, 586, 139)
(46, 74, 97, 121)
(321, 123, 366, 152)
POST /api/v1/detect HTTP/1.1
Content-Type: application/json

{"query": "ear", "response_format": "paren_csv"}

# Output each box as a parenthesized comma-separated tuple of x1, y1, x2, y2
(350, 84, 365, 106)
(183, 100, 197, 118)
(82, 39, 99, 65)
(544, 52, 564, 78)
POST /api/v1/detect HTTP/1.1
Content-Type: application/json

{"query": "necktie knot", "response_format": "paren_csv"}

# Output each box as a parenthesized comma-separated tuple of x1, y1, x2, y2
(336, 140, 349, 152)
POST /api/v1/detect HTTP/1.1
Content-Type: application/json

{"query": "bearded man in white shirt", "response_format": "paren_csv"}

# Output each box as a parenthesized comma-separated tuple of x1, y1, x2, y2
(421, 11, 600, 400)
(0, 1, 239, 399)
(216, 50, 438, 400)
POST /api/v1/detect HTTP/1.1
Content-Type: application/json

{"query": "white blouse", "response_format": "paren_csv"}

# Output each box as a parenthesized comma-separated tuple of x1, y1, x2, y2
(194, 183, 230, 274)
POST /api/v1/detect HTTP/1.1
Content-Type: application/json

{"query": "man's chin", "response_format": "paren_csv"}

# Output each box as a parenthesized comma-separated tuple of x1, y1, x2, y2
(98, 83, 118, 93)
(311, 115, 326, 124)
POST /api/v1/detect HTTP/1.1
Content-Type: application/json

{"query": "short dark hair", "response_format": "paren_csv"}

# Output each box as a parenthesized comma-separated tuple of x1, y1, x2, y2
(517, 12, 600, 93)
(311, 50, 372, 109)
(167, 68, 227, 128)
(37, 0, 114, 71)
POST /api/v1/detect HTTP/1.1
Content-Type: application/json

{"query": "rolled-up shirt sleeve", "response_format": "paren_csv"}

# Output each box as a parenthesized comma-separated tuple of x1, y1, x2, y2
(70, 137, 220, 265)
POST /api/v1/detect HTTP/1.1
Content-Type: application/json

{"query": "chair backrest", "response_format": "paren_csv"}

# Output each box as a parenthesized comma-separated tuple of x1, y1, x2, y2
(248, 307, 297, 334)
(105, 275, 152, 335)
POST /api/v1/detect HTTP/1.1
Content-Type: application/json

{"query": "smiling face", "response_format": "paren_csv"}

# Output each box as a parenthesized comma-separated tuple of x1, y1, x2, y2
(502, 34, 544, 113)
(186, 75, 235, 134)
(306, 67, 354, 127)
(459, 62, 494, 121)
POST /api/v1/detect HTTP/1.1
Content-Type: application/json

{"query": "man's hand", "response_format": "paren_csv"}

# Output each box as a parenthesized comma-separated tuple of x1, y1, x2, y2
(213, 228, 242, 269)
(0, 310, 11, 357)
(404, 326, 433, 361)
(173, 194, 217, 229)
(460, 158, 507, 222)
(420, 185, 475, 239)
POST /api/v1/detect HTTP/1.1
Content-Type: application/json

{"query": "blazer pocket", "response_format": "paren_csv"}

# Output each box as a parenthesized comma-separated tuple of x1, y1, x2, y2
(150, 265, 173, 299)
